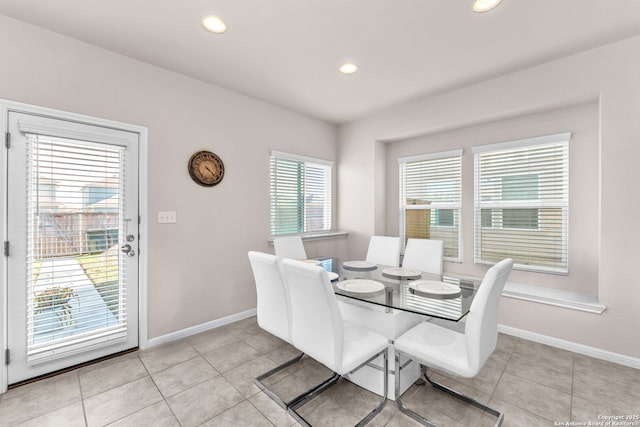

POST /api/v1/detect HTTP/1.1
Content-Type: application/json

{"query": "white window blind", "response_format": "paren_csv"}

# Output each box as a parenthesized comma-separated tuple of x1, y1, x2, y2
(473, 133, 570, 273)
(399, 150, 462, 261)
(270, 151, 332, 236)
(26, 134, 128, 362)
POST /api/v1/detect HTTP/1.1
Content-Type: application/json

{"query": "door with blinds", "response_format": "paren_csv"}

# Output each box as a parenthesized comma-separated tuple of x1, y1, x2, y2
(6, 111, 139, 384)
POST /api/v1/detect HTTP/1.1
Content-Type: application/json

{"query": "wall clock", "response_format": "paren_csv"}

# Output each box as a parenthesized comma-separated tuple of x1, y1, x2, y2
(188, 150, 225, 187)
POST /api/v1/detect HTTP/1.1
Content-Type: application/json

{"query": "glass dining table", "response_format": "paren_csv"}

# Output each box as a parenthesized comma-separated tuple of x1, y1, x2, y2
(307, 257, 481, 400)
(315, 257, 480, 322)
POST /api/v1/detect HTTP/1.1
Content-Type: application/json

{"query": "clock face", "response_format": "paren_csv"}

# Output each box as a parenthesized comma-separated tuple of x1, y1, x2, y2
(188, 151, 225, 187)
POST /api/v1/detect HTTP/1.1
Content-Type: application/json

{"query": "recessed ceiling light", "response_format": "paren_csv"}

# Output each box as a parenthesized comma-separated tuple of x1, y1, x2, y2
(473, 0, 502, 12)
(202, 15, 227, 33)
(339, 63, 358, 75)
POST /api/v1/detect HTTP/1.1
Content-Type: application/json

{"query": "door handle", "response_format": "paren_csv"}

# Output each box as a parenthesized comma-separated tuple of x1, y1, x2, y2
(121, 244, 136, 257)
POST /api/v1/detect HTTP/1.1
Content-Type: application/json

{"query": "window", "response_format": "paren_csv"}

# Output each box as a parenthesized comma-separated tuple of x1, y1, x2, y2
(270, 151, 332, 236)
(482, 174, 541, 229)
(474, 133, 570, 273)
(399, 150, 462, 260)
(434, 209, 454, 227)
(501, 174, 539, 229)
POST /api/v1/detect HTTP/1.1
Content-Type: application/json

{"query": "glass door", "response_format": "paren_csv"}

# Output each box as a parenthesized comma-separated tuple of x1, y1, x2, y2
(6, 111, 139, 384)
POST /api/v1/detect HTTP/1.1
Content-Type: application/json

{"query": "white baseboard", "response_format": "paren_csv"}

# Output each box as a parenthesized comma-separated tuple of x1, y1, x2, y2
(144, 308, 257, 349)
(498, 324, 640, 369)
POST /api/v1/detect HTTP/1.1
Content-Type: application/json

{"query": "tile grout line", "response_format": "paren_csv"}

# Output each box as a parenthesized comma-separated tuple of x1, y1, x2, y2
(181, 329, 277, 426)
(569, 351, 575, 422)
(496, 337, 565, 425)
(88, 356, 166, 427)
(183, 332, 250, 404)
(77, 369, 90, 427)
(201, 399, 273, 427)
(220, 327, 303, 426)
(508, 340, 575, 394)
(8, 370, 86, 427)
(184, 325, 289, 426)
(80, 354, 148, 397)
(248, 395, 292, 427)
(147, 341, 191, 427)
(488, 344, 513, 410)
(492, 337, 539, 423)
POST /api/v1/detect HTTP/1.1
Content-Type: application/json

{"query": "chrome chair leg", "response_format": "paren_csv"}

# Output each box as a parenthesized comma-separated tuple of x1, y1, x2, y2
(394, 350, 503, 427)
(255, 352, 348, 411)
(355, 349, 388, 427)
(287, 371, 341, 408)
(254, 351, 306, 409)
(424, 369, 504, 427)
(395, 350, 437, 427)
(286, 372, 341, 426)
(289, 348, 389, 427)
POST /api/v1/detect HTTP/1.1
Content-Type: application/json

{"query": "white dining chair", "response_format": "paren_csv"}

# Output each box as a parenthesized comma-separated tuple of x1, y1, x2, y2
(248, 251, 330, 409)
(365, 235, 401, 266)
(273, 235, 307, 259)
(393, 258, 513, 427)
(282, 258, 389, 426)
(401, 238, 444, 275)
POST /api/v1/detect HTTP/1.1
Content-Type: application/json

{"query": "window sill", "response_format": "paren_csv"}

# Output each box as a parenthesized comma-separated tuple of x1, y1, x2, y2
(269, 231, 348, 245)
(445, 272, 606, 314)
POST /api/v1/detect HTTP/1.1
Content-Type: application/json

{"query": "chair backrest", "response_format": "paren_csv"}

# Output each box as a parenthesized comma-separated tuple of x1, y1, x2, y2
(282, 258, 344, 372)
(273, 236, 307, 260)
(464, 258, 513, 374)
(402, 238, 444, 275)
(248, 251, 290, 343)
(365, 235, 401, 266)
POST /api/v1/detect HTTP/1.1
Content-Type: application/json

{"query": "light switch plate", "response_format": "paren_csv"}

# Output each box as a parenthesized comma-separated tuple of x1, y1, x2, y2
(158, 211, 177, 223)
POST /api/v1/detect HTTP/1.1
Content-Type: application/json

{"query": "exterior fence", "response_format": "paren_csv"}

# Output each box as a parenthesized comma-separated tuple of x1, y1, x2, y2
(34, 212, 119, 258)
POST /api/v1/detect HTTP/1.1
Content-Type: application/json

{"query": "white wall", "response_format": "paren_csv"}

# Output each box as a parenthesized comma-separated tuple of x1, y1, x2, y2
(0, 15, 338, 339)
(338, 35, 640, 358)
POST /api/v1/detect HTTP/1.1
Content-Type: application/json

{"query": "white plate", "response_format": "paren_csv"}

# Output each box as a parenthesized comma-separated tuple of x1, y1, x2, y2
(409, 280, 461, 299)
(327, 272, 339, 281)
(342, 260, 377, 270)
(382, 267, 422, 279)
(336, 279, 385, 295)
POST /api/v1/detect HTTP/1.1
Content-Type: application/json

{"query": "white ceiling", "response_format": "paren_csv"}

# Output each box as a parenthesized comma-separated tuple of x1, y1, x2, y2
(2, 0, 640, 124)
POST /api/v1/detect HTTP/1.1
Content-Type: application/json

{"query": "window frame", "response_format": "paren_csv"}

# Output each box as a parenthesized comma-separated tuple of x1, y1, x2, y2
(398, 149, 463, 262)
(270, 150, 333, 237)
(473, 132, 570, 274)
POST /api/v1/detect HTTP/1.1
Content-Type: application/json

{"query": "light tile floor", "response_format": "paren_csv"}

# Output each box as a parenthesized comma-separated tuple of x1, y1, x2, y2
(1, 316, 639, 427)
